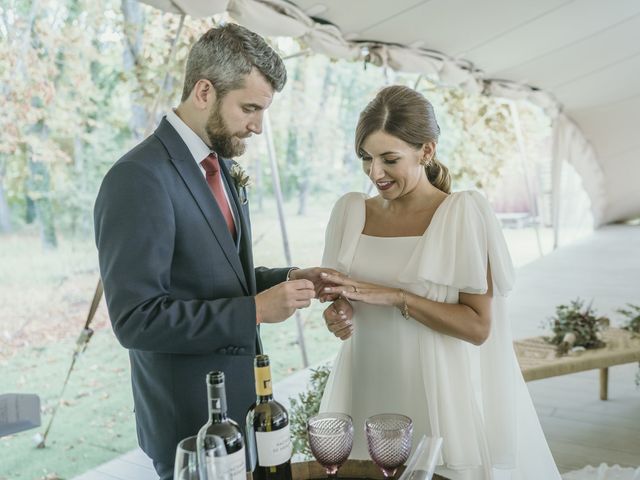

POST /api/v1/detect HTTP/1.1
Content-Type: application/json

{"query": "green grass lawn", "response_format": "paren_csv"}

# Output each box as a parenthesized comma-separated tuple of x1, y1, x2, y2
(0, 195, 343, 480)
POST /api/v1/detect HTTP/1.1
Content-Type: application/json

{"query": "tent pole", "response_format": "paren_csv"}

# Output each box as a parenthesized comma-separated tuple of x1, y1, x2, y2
(263, 111, 309, 368)
(550, 118, 563, 250)
(413, 75, 423, 90)
(144, 13, 186, 136)
(507, 100, 544, 258)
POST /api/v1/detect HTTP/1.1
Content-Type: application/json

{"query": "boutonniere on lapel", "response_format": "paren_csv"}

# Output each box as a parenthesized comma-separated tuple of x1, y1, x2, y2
(230, 162, 251, 205)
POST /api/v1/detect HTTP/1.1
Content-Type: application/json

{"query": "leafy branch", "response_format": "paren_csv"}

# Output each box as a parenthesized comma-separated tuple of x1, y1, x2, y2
(543, 298, 609, 356)
(617, 303, 640, 336)
(288, 364, 331, 458)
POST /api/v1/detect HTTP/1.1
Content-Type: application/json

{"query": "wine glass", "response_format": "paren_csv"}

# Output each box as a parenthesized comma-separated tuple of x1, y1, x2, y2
(175, 436, 200, 480)
(307, 413, 354, 478)
(365, 414, 413, 479)
(175, 434, 228, 480)
(397, 435, 443, 480)
(198, 433, 229, 480)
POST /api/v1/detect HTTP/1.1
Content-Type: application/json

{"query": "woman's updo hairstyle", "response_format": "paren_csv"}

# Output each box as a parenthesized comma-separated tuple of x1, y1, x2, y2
(355, 85, 451, 193)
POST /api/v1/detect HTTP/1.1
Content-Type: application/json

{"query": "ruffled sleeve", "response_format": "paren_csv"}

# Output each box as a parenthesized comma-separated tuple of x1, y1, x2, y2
(321, 192, 366, 273)
(399, 190, 515, 296)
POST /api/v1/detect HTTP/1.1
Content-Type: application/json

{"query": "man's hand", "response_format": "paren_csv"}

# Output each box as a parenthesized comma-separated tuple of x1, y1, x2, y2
(323, 297, 354, 340)
(255, 279, 315, 324)
(289, 267, 343, 301)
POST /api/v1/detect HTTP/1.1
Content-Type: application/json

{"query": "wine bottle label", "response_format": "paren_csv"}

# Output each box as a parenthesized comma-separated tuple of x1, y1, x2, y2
(255, 366, 273, 396)
(255, 425, 292, 467)
(207, 447, 246, 480)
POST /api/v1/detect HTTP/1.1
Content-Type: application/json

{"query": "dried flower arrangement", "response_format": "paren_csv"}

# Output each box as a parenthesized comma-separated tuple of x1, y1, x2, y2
(543, 298, 610, 356)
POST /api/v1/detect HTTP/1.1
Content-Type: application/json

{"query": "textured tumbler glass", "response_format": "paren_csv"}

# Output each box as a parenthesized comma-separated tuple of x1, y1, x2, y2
(307, 413, 354, 478)
(365, 414, 413, 479)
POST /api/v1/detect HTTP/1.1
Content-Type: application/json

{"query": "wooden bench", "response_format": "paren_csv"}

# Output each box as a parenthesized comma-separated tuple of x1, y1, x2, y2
(514, 327, 640, 400)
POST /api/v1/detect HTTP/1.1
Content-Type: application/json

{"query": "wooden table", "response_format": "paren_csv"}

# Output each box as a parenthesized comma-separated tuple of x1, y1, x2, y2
(514, 327, 640, 400)
(292, 459, 447, 480)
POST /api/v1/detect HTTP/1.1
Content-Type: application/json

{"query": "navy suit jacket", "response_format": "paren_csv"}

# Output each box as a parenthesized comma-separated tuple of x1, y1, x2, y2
(94, 118, 289, 463)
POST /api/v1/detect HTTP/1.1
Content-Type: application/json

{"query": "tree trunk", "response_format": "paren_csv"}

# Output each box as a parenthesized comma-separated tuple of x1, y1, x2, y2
(286, 59, 305, 205)
(27, 119, 58, 249)
(27, 155, 58, 250)
(298, 65, 333, 215)
(121, 0, 148, 140)
(0, 177, 12, 233)
(254, 155, 263, 211)
(338, 75, 358, 172)
(73, 136, 93, 237)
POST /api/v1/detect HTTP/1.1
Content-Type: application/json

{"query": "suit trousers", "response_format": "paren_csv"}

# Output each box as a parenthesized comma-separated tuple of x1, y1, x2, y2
(153, 457, 174, 480)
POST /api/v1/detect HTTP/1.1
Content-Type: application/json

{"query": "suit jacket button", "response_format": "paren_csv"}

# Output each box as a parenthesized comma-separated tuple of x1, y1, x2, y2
(238, 347, 245, 354)
(218, 348, 227, 354)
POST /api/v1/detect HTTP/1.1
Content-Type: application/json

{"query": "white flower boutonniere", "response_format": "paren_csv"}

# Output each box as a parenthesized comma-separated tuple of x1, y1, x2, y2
(230, 162, 251, 205)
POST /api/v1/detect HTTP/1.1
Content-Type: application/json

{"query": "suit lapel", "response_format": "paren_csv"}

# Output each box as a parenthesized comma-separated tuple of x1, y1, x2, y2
(220, 158, 257, 295)
(219, 160, 242, 251)
(154, 119, 249, 294)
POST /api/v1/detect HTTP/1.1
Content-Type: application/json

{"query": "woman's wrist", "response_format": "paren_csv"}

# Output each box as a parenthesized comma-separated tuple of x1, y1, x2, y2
(397, 289, 411, 319)
(394, 289, 404, 308)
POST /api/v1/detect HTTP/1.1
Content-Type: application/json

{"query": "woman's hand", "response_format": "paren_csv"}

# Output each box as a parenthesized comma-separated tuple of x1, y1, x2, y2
(289, 267, 343, 300)
(320, 272, 402, 307)
(323, 297, 354, 340)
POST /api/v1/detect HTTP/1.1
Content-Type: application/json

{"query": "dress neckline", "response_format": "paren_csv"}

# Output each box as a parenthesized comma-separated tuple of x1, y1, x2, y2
(360, 193, 452, 239)
(360, 233, 421, 239)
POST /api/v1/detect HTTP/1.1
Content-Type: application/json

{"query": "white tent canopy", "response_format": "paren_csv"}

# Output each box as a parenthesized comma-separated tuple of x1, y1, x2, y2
(141, 0, 640, 227)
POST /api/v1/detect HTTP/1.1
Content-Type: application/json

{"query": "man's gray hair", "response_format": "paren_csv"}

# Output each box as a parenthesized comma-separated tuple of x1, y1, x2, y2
(181, 23, 287, 102)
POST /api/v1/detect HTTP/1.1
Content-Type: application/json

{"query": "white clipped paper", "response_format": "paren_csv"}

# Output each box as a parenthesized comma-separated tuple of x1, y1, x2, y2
(255, 426, 292, 467)
(206, 447, 246, 480)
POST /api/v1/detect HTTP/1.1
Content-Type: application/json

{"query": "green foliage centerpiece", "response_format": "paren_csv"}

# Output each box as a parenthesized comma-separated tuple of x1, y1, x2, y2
(618, 303, 640, 336)
(288, 364, 331, 458)
(617, 303, 640, 386)
(544, 298, 609, 356)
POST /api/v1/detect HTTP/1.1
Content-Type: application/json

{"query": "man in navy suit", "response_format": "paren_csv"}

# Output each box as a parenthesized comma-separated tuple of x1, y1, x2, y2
(94, 24, 335, 479)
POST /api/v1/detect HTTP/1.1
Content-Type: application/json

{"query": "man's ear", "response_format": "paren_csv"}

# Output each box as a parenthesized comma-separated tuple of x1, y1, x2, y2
(191, 79, 217, 110)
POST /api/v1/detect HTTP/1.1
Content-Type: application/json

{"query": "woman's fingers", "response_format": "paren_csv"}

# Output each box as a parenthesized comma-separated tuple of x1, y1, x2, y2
(324, 303, 351, 332)
(318, 292, 340, 303)
(323, 285, 363, 296)
(335, 325, 353, 340)
(333, 289, 364, 300)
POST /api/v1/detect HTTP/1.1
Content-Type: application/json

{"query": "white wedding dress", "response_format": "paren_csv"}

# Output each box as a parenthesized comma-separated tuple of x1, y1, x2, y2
(319, 191, 561, 480)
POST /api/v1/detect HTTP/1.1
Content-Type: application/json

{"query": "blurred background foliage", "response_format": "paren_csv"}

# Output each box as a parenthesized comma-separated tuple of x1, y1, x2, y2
(0, 0, 551, 248)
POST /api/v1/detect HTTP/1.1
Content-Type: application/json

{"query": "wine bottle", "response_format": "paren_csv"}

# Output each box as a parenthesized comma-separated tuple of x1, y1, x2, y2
(245, 355, 293, 480)
(197, 371, 246, 480)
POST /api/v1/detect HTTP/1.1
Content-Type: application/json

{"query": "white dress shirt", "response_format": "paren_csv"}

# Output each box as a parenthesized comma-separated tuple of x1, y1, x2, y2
(165, 109, 238, 229)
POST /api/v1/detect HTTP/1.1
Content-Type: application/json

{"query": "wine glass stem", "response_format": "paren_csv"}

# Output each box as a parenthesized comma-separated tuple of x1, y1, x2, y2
(326, 466, 339, 479)
(382, 469, 397, 479)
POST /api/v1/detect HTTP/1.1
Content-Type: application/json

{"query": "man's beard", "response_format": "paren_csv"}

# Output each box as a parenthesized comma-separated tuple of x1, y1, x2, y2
(205, 105, 247, 158)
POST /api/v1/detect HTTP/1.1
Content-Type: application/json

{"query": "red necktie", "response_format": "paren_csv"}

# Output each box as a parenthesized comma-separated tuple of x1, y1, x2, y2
(201, 153, 237, 241)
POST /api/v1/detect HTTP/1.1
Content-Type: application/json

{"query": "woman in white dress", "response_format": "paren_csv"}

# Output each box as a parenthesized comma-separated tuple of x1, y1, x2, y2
(318, 86, 561, 480)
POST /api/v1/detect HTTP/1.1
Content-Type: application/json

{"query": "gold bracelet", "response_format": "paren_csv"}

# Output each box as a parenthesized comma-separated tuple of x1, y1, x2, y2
(400, 290, 410, 320)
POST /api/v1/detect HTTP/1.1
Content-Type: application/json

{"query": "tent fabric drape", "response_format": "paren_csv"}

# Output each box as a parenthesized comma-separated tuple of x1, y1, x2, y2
(138, 0, 560, 111)
(551, 114, 607, 238)
(138, 0, 605, 231)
